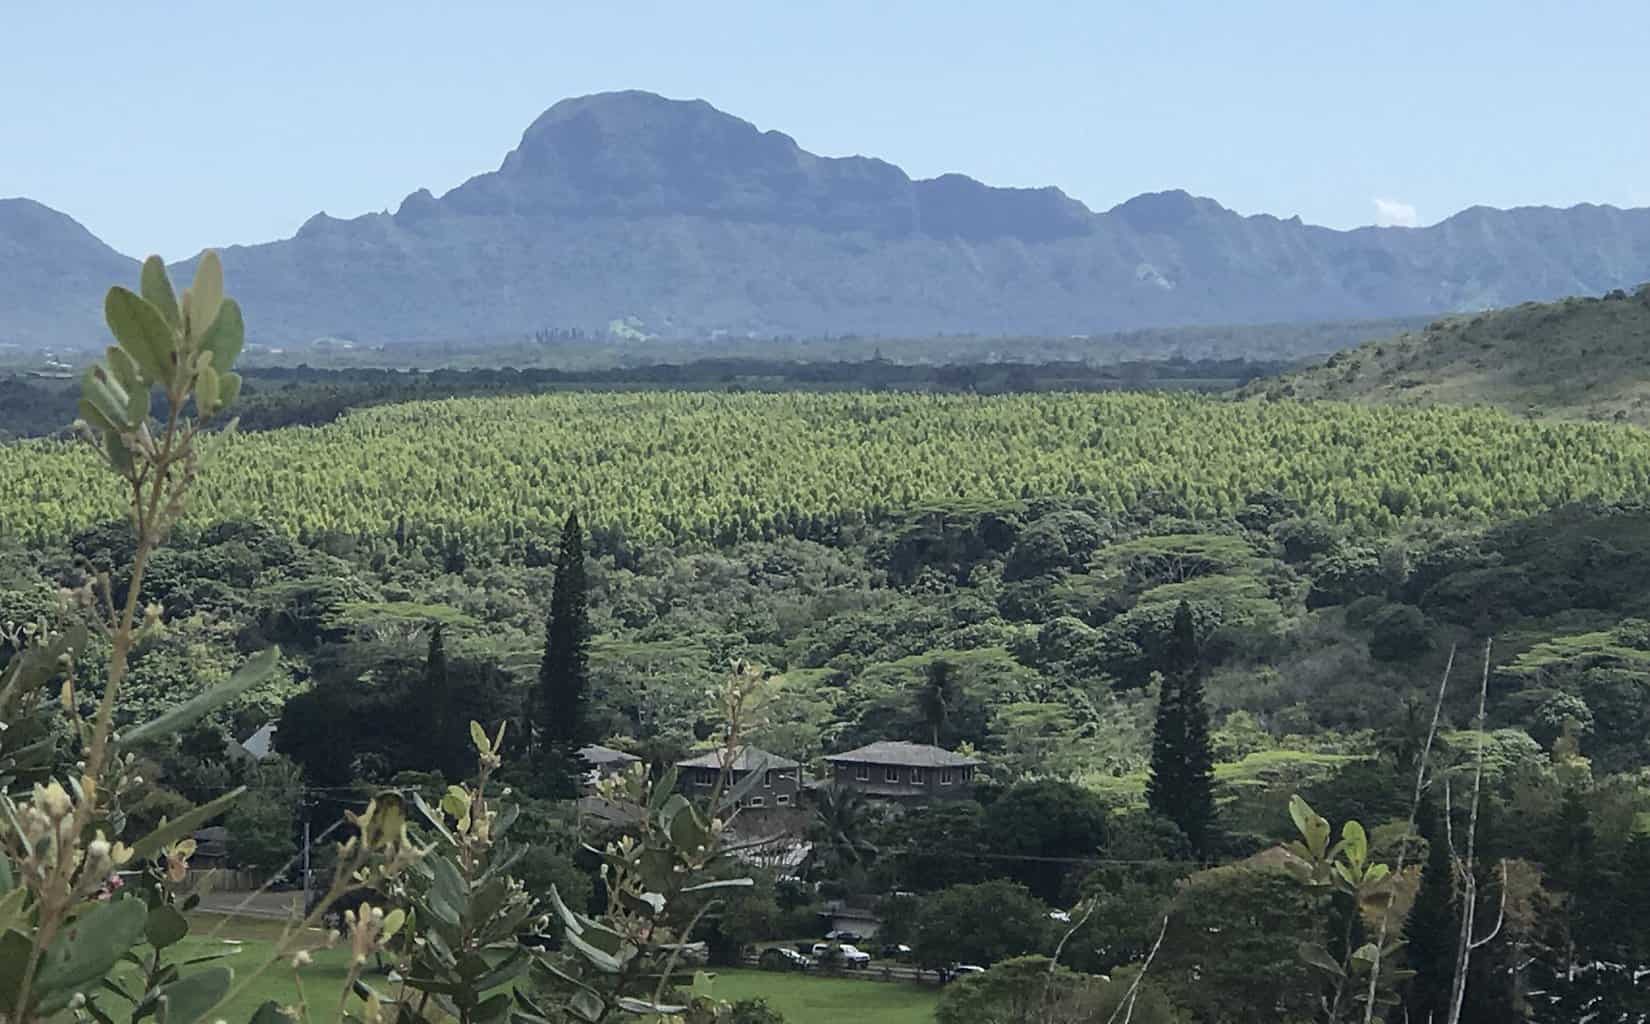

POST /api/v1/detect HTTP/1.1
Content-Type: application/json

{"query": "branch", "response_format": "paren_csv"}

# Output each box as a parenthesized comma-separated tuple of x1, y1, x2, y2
(1445, 638, 1493, 1024)
(1467, 861, 1508, 952)
(1105, 913, 1169, 1024)
(1359, 644, 1456, 1024)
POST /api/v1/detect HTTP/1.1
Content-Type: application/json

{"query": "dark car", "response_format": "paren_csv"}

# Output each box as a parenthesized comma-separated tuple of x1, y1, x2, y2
(824, 929, 862, 943)
(759, 947, 814, 971)
(879, 943, 913, 961)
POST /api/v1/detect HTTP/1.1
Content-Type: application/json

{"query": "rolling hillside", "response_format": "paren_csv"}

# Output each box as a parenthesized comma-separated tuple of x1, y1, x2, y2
(1242, 284, 1650, 425)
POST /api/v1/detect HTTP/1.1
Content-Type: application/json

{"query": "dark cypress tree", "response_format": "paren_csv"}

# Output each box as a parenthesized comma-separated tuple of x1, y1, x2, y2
(917, 658, 959, 747)
(1146, 601, 1216, 856)
(536, 512, 591, 791)
(417, 623, 457, 778)
(1405, 798, 1459, 1024)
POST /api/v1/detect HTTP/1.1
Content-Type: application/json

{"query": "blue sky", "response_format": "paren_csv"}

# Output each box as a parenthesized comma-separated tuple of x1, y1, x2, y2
(4, 0, 1647, 260)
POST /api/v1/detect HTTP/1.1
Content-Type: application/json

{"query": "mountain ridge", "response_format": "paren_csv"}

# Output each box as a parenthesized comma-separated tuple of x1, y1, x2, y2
(7, 90, 1650, 347)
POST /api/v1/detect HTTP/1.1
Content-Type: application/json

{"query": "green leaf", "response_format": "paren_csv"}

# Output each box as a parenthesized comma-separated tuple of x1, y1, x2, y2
(1298, 941, 1345, 977)
(197, 298, 244, 373)
(616, 997, 689, 1015)
(128, 787, 246, 863)
(105, 286, 174, 384)
(78, 397, 119, 435)
(0, 929, 32, 1009)
(470, 720, 490, 754)
(196, 365, 220, 417)
(155, 966, 232, 1024)
(186, 251, 224, 340)
(141, 256, 182, 329)
(1288, 794, 1330, 860)
(428, 855, 467, 927)
(563, 928, 624, 974)
(411, 791, 459, 848)
(83, 366, 133, 431)
(1341, 820, 1368, 867)
(475, 992, 513, 1024)
(472, 948, 529, 993)
(35, 897, 148, 1005)
(649, 767, 679, 811)
(569, 989, 605, 1022)
(106, 345, 143, 392)
(219, 371, 243, 409)
(119, 647, 280, 748)
(667, 802, 710, 855)
(679, 878, 754, 893)
(146, 904, 190, 949)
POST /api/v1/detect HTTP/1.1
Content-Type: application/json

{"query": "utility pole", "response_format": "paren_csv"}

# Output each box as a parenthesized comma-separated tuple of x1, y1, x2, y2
(301, 800, 312, 908)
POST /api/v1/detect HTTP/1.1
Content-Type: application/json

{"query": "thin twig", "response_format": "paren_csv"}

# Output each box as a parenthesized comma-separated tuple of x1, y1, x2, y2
(1104, 913, 1170, 1024)
(1360, 644, 1457, 1024)
(1445, 639, 1492, 1024)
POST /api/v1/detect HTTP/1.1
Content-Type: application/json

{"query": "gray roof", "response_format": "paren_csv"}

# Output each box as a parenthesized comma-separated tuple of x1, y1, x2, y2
(239, 723, 277, 760)
(578, 744, 641, 766)
(825, 741, 981, 768)
(675, 745, 800, 771)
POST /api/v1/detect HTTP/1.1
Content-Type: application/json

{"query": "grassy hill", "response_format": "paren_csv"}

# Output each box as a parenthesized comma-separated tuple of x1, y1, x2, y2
(1242, 283, 1650, 424)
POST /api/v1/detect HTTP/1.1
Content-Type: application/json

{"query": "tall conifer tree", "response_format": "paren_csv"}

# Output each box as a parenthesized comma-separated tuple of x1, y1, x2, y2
(537, 512, 591, 773)
(1405, 798, 1459, 1024)
(417, 622, 456, 776)
(1146, 601, 1216, 856)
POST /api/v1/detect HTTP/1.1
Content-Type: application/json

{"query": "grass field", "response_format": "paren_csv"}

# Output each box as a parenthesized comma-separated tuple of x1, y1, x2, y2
(708, 969, 937, 1022)
(154, 916, 936, 1023)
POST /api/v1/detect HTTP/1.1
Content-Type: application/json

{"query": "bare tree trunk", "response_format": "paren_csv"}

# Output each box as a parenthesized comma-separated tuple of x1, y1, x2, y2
(1444, 640, 1494, 1024)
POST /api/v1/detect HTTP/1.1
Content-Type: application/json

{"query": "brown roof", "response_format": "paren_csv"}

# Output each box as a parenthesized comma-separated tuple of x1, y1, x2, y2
(675, 745, 800, 771)
(825, 741, 981, 768)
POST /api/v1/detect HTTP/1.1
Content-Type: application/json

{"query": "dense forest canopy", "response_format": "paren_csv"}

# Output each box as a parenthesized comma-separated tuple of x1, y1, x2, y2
(6, 390, 1650, 551)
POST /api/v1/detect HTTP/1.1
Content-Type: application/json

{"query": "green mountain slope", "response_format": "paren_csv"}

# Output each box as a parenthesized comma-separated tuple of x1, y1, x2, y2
(1242, 284, 1650, 424)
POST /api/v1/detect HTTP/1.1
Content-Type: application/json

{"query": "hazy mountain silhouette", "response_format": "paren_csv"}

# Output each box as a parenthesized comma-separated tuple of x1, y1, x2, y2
(7, 91, 1650, 347)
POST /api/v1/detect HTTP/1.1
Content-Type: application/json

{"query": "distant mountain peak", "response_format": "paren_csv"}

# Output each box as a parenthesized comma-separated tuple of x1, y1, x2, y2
(6, 91, 1650, 348)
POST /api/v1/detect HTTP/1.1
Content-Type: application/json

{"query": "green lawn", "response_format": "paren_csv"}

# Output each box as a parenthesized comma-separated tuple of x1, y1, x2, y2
(153, 916, 935, 1024)
(707, 969, 937, 1023)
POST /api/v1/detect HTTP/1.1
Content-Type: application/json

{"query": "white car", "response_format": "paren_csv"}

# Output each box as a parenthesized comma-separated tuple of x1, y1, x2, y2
(811, 941, 872, 966)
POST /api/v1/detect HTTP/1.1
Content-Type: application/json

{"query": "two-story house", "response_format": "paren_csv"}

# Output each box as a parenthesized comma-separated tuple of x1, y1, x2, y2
(824, 741, 981, 803)
(578, 744, 642, 788)
(674, 745, 803, 810)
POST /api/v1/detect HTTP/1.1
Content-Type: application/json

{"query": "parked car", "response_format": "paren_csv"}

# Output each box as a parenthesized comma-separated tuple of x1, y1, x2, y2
(811, 941, 872, 967)
(824, 929, 862, 942)
(879, 943, 913, 961)
(942, 963, 987, 982)
(759, 947, 814, 971)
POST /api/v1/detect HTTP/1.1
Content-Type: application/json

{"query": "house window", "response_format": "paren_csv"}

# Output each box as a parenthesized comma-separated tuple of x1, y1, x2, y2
(695, 769, 713, 787)
(764, 770, 774, 788)
(855, 765, 870, 782)
(911, 767, 926, 784)
(962, 767, 973, 782)
(748, 796, 765, 808)
(776, 793, 791, 805)
(940, 769, 953, 786)
(885, 766, 900, 783)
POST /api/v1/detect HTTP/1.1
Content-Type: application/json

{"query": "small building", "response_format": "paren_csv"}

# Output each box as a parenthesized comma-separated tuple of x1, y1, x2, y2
(817, 899, 883, 940)
(824, 741, 981, 803)
(675, 746, 802, 810)
(579, 744, 642, 781)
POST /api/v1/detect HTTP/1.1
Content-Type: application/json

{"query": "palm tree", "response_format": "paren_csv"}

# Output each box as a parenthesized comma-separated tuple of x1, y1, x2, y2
(809, 784, 879, 875)
(916, 658, 958, 748)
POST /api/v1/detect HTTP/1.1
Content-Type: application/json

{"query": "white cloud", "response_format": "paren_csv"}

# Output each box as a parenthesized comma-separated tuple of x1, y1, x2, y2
(1373, 197, 1420, 228)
